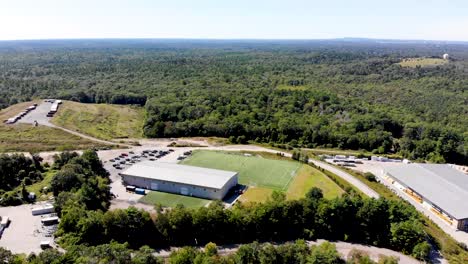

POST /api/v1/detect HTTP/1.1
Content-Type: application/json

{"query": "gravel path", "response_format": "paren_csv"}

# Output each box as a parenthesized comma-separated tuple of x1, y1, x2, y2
(308, 160, 380, 198)
(153, 240, 421, 264)
(17, 101, 131, 147)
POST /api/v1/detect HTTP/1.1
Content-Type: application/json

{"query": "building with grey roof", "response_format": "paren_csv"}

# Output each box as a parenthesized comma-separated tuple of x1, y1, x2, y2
(120, 161, 238, 200)
(383, 164, 468, 231)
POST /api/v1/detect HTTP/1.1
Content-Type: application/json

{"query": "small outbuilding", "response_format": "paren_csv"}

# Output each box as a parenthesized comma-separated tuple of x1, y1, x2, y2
(120, 161, 238, 200)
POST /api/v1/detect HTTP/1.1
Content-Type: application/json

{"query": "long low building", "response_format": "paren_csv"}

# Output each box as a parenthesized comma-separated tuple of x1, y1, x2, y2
(120, 161, 238, 200)
(383, 164, 468, 231)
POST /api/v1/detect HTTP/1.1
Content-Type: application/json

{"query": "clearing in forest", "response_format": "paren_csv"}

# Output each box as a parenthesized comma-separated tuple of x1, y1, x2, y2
(398, 57, 447, 68)
(0, 102, 105, 152)
(51, 101, 145, 140)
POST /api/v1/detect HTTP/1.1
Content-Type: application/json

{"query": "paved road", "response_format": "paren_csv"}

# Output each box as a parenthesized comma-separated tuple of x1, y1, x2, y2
(97, 143, 381, 199)
(309, 160, 380, 198)
(202, 144, 380, 198)
(363, 163, 468, 248)
(154, 240, 421, 264)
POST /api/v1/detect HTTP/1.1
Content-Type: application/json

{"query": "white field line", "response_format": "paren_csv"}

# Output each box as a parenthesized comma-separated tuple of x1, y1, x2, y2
(281, 164, 301, 191)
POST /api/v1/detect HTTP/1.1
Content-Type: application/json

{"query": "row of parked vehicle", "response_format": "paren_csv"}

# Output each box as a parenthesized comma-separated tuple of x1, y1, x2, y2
(109, 149, 174, 170)
(4, 103, 37, 124)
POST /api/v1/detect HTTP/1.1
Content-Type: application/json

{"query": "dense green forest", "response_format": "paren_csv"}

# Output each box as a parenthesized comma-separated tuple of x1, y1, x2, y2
(0, 40, 466, 164)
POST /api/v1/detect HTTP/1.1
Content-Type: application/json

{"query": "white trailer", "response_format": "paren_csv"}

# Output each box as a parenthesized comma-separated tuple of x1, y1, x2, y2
(32, 204, 54, 215)
(41, 216, 59, 226)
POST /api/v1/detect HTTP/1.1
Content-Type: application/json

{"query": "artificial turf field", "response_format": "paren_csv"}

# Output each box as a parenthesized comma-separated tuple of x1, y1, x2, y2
(181, 150, 301, 190)
(140, 191, 211, 209)
(182, 150, 344, 204)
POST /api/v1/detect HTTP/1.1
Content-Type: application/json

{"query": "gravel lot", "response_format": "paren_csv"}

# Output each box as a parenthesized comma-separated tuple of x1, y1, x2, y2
(0, 202, 57, 254)
(17, 101, 54, 126)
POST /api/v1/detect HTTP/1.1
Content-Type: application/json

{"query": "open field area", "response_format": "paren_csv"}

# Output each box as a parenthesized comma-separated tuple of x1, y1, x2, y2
(0, 101, 106, 152)
(25, 169, 56, 200)
(140, 191, 211, 209)
(51, 101, 145, 140)
(238, 187, 274, 204)
(181, 150, 344, 203)
(0, 124, 104, 152)
(182, 150, 300, 190)
(286, 165, 344, 200)
(398, 57, 448, 67)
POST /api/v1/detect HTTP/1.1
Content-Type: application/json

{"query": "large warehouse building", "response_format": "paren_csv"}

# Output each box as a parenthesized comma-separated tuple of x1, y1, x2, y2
(383, 164, 468, 231)
(120, 162, 238, 200)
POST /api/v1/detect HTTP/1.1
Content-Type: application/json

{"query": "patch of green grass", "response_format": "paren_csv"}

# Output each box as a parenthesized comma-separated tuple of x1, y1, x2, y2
(286, 165, 344, 200)
(0, 101, 106, 152)
(238, 187, 274, 204)
(398, 57, 447, 68)
(140, 191, 211, 209)
(0, 124, 105, 153)
(181, 150, 301, 190)
(52, 101, 145, 140)
(25, 169, 56, 200)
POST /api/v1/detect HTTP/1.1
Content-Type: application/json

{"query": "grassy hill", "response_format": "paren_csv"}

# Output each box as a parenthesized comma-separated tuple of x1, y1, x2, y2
(51, 101, 145, 140)
(0, 102, 105, 152)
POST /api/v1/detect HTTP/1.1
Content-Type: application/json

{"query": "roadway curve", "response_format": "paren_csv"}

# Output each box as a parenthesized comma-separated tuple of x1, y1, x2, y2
(308, 160, 380, 199)
(47, 123, 132, 147)
(203, 144, 380, 198)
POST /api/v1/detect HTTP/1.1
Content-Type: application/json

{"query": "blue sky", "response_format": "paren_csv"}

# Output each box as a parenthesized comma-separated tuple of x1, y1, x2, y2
(1, 0, 468, 41)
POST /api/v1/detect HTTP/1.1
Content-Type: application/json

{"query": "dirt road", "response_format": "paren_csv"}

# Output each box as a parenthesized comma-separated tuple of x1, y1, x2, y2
(154, 240, 421, 264)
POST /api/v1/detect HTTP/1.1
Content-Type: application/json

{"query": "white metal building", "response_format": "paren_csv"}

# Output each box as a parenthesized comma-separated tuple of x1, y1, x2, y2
(383, 164, 468, 231)
(120, 162, 238, 200)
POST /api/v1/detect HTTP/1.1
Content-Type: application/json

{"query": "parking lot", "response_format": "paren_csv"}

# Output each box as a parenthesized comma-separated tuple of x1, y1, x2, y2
(17, 101, 55, 126)
(0, 202, 58, 254)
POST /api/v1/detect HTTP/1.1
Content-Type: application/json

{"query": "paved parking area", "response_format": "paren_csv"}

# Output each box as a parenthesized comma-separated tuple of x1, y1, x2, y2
(0, 202, 57, 254)
(101, 147, 190, 210)
(17, 101, 54, 126)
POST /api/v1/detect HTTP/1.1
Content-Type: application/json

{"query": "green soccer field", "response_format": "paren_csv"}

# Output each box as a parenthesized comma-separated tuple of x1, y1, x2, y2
(181, 150, 301, 190)
(139, 191, 211, 209)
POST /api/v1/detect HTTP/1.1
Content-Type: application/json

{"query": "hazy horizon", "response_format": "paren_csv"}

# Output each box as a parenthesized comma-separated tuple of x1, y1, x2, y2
(2, 0, 468, 41)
